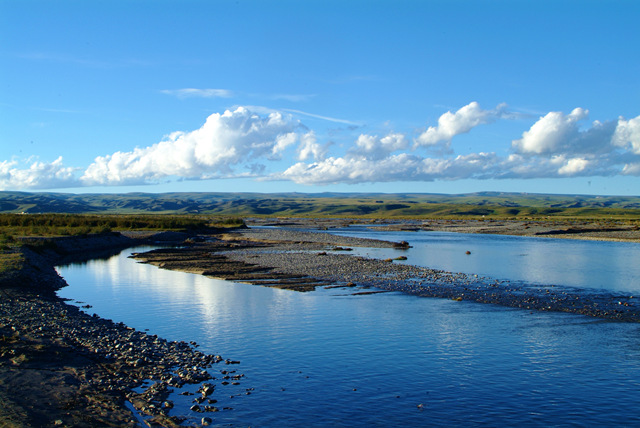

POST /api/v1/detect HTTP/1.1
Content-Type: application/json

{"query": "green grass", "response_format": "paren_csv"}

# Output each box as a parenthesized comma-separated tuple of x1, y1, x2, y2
(0, 213, 246, 280)
(0, 191, 639, 222)
(0, 213, 247, 238)
(0, 251, 24, 275)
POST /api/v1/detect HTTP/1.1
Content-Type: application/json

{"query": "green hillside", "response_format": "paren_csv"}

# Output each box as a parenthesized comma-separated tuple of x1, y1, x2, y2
(1, 191, 639, 220)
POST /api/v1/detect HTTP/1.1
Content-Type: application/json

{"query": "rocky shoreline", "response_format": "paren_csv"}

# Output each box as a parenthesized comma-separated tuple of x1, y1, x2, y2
(0, 233, 243, 427)
(1, 219, 638, 426)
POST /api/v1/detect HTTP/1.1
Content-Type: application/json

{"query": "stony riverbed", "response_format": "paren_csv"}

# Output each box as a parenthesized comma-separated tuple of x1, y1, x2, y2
(133, 226, 640, 322)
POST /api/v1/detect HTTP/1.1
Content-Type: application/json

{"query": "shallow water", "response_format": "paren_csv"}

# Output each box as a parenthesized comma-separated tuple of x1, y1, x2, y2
(327, 227, 640, 293)
(56, 232, 640, 427)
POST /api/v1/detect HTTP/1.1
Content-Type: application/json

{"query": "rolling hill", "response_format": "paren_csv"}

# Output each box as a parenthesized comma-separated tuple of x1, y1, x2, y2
(1, 191, 639, 219)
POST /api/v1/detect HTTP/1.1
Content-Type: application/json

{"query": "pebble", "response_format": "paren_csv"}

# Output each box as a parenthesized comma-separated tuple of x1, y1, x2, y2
(0, 291, 243, 424)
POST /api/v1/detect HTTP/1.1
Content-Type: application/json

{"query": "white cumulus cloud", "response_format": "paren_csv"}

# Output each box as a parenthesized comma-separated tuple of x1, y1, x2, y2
(278, 108, 640, 184)
(506, 110, 640, 177)
(278, 152, 501, 185)
(0, 157, 78, 190)
(558, 157, 590, 175)
(415, 102, 506, 149)
(2, 104, 639, 190)
(270, 132, 299, 158)
(351, 133, 408, 160)
(613, 116, 640, 155)
(297, 131, 329, 161)
(81, 107, 304, 185)
(512, 108, 590, 154)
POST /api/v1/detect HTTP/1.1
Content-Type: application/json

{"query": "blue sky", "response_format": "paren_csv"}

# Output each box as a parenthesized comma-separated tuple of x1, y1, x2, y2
(1, 0, 639, 195)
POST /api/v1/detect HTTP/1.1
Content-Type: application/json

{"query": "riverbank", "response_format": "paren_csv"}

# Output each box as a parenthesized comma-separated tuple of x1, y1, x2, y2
(246, 217, 640, 242)
(1, 219, 638, 425)
(0, 233, 240, 427)
(132, 224, 640, 322)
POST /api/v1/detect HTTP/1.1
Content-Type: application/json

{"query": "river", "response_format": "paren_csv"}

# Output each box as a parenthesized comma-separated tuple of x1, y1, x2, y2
(56, 229, 640, 427)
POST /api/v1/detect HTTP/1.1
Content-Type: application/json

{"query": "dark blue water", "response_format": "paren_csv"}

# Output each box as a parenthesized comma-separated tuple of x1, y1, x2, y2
(56, 232, 640, 427)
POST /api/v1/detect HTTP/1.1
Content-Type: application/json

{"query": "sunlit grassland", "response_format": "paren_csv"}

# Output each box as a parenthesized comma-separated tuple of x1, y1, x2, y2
(248, 199, 640, 221)
(0, 192, 639, 236)
(194, 195, 640, 223)
(0, 214, 245, 269)
(1, 191, 640, 220)
(0, 213, 244, 236)
(0, 226, 25, 277)
(0, 251, 23, 273)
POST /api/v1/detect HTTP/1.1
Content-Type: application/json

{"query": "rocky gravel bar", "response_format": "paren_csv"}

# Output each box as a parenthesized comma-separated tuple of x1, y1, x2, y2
(218, 228, 640, 322)
(134, 226, 640, 322)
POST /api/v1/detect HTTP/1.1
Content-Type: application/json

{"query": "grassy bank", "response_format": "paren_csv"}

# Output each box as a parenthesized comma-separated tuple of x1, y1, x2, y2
(0, 213, 245, 236)
(0, 214, 246, 278)
(0, 251, 23, 275)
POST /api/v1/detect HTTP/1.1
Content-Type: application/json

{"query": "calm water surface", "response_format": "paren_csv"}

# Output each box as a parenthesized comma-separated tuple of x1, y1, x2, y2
(56, 232, 640, 427)
(327, 227, 640, 293)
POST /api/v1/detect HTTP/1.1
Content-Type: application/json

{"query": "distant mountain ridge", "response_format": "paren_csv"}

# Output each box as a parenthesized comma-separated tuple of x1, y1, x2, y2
(1, 191, 639, 218)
